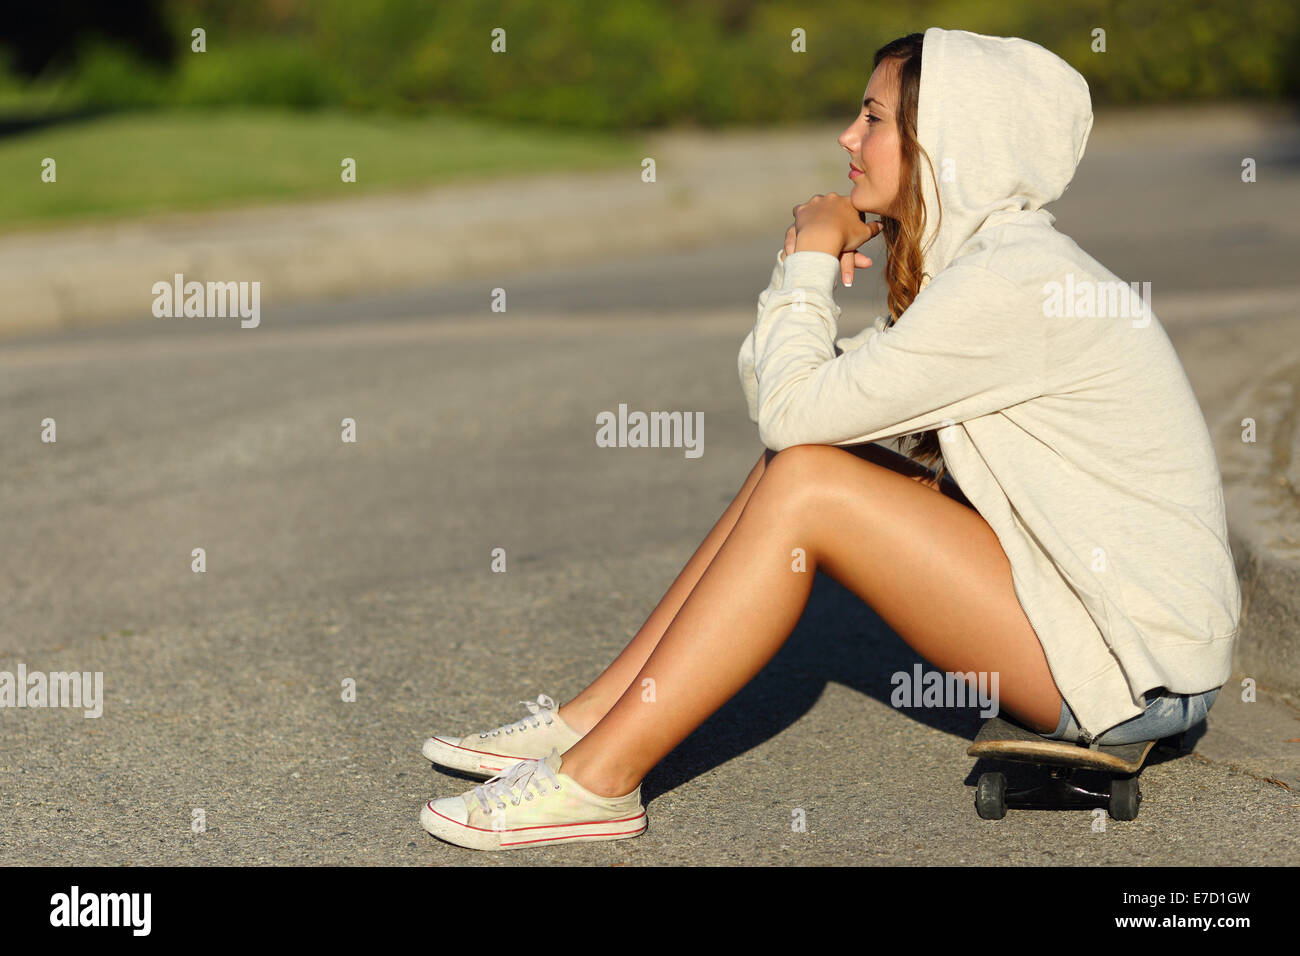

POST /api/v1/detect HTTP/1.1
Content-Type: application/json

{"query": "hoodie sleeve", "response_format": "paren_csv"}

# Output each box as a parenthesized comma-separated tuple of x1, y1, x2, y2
(738, 248, 787, 424)
(739, 249, 892, 425)
(747, 250, 1046, 451)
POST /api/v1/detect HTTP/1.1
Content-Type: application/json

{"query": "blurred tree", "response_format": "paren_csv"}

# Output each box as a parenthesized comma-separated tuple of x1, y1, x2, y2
(0, 0, 1296, 121)
(0, 0, 175, 77)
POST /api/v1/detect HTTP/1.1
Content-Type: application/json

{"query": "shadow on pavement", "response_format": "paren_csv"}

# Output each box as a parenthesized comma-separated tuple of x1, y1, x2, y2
(643, 571, 984, 803)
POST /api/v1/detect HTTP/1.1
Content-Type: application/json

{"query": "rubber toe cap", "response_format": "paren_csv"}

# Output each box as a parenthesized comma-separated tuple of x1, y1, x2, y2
(421, 735, 459, 760)
(426, 796, 469, 826)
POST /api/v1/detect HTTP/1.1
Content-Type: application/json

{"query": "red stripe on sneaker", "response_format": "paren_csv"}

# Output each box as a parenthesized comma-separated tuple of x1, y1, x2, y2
(501, 824, 647, 847)
(425, 803, 646, 835)
(500, 810, 647, 834)
(433, 738, 521, 761)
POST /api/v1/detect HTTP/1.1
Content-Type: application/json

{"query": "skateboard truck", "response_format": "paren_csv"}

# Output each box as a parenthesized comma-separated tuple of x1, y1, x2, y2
(968, 716, 1187, 821)
(976, 765, 1141, 819)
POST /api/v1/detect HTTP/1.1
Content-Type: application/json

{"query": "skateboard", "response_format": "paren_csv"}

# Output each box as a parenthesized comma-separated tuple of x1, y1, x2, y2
(966, 714, 1184, 821)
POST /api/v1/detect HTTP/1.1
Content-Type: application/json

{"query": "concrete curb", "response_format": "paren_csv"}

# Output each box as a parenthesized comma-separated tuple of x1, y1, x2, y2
(1216, 353, 1300, 704)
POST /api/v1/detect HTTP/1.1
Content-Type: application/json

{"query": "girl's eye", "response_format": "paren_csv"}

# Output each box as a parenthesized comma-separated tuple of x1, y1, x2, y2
(864, 113, 880, 125)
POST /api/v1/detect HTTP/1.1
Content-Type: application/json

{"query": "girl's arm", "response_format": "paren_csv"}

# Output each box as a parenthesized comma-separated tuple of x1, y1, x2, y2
(738, 248, 790, 424)
(740, 249, 890, 432)
(749, 253, 1046, 451)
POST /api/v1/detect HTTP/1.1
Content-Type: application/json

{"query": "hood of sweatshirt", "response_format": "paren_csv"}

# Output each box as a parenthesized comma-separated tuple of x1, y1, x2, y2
(915, 27, 1094, 282)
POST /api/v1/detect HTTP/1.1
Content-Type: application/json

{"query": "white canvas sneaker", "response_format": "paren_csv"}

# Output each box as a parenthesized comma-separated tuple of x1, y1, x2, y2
(420, 747, 647, 851)
(422, 693, 585, 779)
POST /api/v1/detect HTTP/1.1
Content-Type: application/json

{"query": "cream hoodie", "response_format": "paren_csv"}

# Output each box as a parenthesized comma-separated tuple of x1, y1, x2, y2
(737, 27, 1240, 738)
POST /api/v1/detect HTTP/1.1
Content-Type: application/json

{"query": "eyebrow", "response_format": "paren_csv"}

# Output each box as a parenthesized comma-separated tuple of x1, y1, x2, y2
(863, 96, 891, 114)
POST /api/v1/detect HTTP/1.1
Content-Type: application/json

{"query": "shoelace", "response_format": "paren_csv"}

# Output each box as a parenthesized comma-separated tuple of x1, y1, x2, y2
(478, 693, 557, 738)
(473, 757, 562, 815)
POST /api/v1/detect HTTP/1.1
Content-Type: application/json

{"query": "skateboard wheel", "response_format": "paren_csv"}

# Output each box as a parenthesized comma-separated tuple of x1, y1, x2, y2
(1109, 776, 1140, 820)
(975, 772, 1007, 820)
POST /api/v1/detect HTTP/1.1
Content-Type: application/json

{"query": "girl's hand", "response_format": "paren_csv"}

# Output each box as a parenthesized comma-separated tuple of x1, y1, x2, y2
(780, 226, 872, 286)
(782, 193, 885, 287)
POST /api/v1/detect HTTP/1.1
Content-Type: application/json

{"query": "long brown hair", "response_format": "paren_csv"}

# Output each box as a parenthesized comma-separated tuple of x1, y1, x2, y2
(873, 33, 946, 483)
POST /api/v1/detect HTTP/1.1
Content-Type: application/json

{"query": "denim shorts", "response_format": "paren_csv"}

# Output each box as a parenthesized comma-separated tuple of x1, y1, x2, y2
(1040, 686, 1221, 746)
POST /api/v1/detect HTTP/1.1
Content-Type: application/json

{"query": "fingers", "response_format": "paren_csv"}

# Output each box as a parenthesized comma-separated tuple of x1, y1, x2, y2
(841, 252, 875, 287)
(785, 208, 883, 270)
(840, 250, 875, 287)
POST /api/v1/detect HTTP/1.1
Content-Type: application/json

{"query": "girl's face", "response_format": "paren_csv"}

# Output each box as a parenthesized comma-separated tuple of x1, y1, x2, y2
(839, 57, 903, 219)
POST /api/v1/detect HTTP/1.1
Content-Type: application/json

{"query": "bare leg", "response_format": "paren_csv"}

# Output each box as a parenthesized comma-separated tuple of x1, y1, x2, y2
(558, 443, 1064, 797)
(558, 442, 951, 733)
(556, 450, 769, 733)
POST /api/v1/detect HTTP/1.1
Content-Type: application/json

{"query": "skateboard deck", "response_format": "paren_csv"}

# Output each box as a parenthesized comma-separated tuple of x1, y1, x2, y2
(966, 715, 1178, 821)
(968, 714, 1157, 773)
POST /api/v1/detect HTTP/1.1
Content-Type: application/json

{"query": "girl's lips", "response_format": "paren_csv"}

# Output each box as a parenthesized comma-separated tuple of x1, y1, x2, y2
(849, 165, 864, 179)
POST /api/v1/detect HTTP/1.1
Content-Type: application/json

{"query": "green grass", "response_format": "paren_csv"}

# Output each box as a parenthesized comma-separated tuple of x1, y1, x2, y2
(0, 108, 649, 232)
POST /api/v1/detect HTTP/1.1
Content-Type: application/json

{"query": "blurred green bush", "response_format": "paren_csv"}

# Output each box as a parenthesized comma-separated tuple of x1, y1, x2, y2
(3, 0, 1297, 127)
